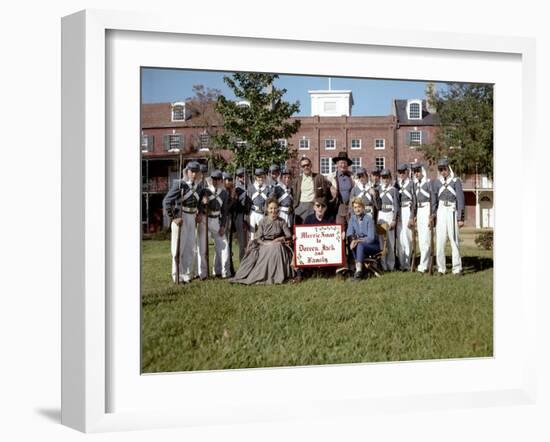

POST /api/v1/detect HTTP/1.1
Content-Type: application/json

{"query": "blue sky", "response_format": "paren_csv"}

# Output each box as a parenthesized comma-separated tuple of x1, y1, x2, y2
(141, 68, 448, 117)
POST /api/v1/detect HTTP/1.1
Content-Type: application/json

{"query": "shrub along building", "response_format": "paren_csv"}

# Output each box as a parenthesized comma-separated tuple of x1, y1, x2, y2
(141, 89, 493, 233)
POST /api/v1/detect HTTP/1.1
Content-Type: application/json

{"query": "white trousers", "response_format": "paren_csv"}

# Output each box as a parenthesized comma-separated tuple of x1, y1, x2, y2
(197, 217, 230, 278)
(278, 210, 293, 228)
(436, 205, 462, 274)
(170, 212, 197, 282)
(378, 210, 396, 271)
(249, 211, 264, 240)
(416, 204, 433, 273)
(397, 206, 413, 270)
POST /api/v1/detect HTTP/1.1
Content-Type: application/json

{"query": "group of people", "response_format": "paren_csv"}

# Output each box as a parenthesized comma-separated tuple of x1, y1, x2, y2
(162, 151, 465, 285)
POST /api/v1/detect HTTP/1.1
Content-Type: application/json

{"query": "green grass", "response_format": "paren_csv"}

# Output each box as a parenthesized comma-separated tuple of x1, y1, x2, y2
(141, 230, 493, 373)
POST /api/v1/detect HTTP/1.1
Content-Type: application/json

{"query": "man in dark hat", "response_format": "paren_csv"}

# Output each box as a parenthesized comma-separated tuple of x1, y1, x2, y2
(247, 168, 271, 240)
(272, 167, 294, 228)
(432, 158, 465, 275)
(162, 160, 205, 283)
(327, 151, 355, 271)
(197, 170, 230, 279)
(395, 163, 417, 271)
(350, 167, 380, 221)
(411, 163, 436, 273)
(233, 167, 249, 262)
(377, 168, 399, 271)
(292, 156, 331, 224)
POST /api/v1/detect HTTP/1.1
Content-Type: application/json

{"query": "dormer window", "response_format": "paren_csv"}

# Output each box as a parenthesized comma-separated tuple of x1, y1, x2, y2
(407, 100, 422, 120)
(171, 102, 187, 121)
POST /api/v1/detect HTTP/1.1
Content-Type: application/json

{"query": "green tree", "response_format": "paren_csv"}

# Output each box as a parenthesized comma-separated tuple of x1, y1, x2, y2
(213, 73, 301, 172)
(421, 83, 493, 177)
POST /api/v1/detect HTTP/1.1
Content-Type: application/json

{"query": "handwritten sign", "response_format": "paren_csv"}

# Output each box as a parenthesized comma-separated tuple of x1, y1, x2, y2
(294, 224, 344, 267)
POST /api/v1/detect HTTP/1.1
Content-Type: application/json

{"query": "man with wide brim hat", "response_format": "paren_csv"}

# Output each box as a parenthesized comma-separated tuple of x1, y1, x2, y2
(162, 159, 205, 283)
(327, 151, 355, 272)
(432, 157, 465, 275)
(246, 167, 271, 240)
(377, 168, 399, 271)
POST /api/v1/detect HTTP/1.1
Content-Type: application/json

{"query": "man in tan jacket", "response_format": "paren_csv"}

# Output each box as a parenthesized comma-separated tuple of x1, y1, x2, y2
(292, 156, 331, 224)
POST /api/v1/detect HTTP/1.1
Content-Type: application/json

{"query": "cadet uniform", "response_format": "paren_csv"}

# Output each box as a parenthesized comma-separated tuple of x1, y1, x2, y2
(234, 168, 250, 260)
(162, 161, 204, 283)
(432, 158, 465, 274)
(395, 163, 417, 271)
(377, 169, 399, 271)
(266, 164, 281, 191)
(350, 167, 380, 221)
(412, 164, 437, 273)
(369, 167, 382, 192)
(197, 170, 230, 279)
(272, 167, 294, 228)
(223, 171, 237, 276)
(247, 168, 271, 240)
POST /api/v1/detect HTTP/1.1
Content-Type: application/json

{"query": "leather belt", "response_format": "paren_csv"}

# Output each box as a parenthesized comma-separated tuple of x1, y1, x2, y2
(182, 207, 197, 214)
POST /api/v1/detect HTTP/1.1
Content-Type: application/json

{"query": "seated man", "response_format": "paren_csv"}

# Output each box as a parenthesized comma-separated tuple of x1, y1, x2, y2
(295, 197, 335, 282)
(347, 197, 381, 280)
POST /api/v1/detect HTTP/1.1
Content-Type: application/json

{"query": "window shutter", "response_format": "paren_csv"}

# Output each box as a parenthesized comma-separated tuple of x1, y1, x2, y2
(406, 132, 411, 145)
(163, 135, 169, 151)
(149, 135, 154, 151)
(421, 131, 426, 145)
(178, 135, 184, 149)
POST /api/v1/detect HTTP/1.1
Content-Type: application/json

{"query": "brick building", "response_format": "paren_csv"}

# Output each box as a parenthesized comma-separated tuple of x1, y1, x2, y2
(141, 89, 493, 233)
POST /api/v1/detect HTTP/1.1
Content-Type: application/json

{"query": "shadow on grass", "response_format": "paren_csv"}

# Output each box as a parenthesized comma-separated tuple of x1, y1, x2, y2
(461, 255, 493, 273)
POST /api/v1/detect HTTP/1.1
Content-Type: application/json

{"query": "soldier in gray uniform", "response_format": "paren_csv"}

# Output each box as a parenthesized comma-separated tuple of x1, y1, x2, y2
(197, 170, 230, 279)
(234, 167, 250, 261)
(267, 164, 281, 191)
(272, 167, 294, 228)
(377, 168, 399, 271)
(411, 163, 436, 273)
(223, 171, 237, 276)
(369, 167, 382, 192)
(350, 167, 380, 221)
(432, 158, 465, 275)
(395, 163, 417, 271)
(247, 168, 271, 240)
(162, 161, 205, 283)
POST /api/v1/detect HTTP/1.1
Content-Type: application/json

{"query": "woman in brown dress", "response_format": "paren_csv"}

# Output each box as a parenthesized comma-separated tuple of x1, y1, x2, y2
(230, 198, 294, 285)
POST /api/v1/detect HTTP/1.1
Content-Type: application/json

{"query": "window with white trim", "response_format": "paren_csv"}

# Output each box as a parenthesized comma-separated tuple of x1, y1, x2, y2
(351, 157, 362, 174)
(298, 138, 310, 150)
(320, 157, 336, 175)
(324, 138, 336, 150)
(351, 139, 361, 150)
(163, 134, 183, 151)
(171, 104, 185, 121)
(374, 138, 385, 150)
(375, 157, 385, 170)
(277, 139, 288, 149)
(407, 100, 422, 120)
(409, 131, 422, 147)
(141, 135, 154, 152)
(198, 133, 210, 151)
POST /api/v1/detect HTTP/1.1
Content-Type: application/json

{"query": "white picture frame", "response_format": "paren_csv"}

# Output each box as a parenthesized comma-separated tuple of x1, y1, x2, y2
(61, 9, 537, 433)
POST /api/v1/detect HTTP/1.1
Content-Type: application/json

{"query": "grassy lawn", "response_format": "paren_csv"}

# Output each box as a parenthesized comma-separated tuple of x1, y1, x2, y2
(141, 228, 493, 373)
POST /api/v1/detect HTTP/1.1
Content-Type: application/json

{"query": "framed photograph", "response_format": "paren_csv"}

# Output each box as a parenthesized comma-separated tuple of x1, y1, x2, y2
(61, 9, 537, 433)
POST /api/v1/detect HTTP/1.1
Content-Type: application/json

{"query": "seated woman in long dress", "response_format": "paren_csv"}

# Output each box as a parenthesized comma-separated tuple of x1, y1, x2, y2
(230, 198, 295, 285)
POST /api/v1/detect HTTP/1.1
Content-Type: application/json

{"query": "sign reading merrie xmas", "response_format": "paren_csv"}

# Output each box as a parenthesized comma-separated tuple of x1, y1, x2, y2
(293, 224, 345, 267)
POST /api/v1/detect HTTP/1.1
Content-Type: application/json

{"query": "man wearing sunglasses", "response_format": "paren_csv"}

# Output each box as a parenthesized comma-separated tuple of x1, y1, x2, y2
(432, 158, 465, 275)
(292, 156, 331, 224)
